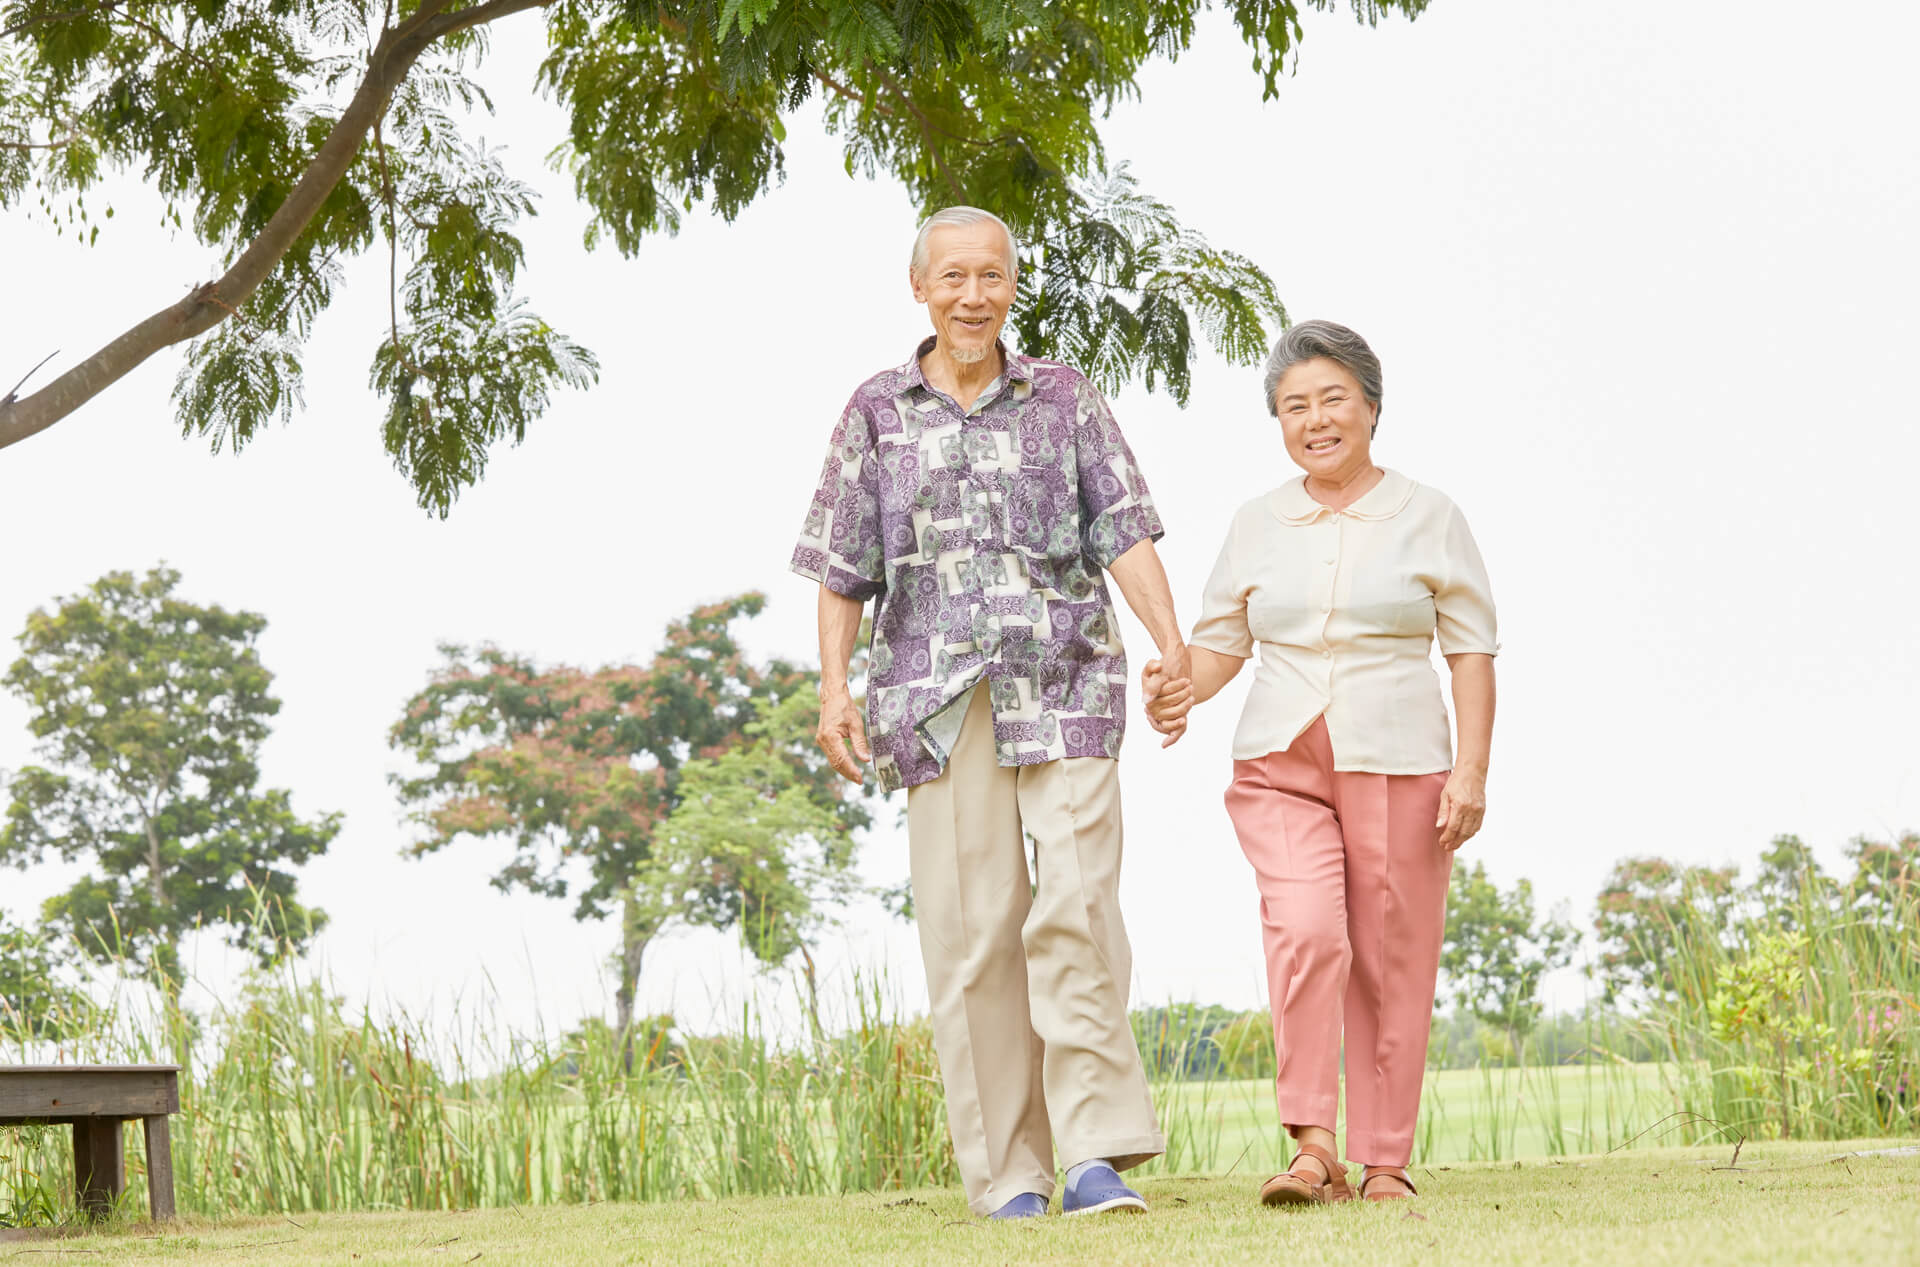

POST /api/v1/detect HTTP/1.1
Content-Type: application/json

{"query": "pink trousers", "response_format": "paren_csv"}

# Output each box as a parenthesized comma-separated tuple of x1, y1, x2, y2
(1223, 715, 1452, 1166)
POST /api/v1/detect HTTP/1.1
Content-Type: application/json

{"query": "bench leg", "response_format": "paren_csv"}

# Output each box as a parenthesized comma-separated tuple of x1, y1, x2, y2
(72, 1118, 125, 1219)
(142, 1116, 177, 1220)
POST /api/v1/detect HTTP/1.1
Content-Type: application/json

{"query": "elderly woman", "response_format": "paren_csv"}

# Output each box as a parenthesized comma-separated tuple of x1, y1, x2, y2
(1144, 320, 1497, 1206)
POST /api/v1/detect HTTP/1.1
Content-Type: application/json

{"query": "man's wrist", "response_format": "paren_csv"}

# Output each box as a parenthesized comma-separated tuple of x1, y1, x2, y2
(817, 678, 853, 703)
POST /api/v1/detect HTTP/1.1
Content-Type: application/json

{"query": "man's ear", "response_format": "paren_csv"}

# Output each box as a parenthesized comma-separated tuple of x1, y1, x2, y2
(908, 267, 927, 304)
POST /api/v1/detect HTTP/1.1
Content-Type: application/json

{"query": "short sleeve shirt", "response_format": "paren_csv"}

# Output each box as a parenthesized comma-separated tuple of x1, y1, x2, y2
(791, 339, 1164, 792)
(1188, 468, 1498, 773)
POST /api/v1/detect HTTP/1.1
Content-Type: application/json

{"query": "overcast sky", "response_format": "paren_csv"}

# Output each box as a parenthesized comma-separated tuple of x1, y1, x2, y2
(3, 0, 1917, 1042)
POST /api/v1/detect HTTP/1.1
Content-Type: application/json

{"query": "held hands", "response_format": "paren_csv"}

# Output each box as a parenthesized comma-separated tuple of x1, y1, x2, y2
(1436, 766, 1486, 850)
(1140, 642, 1195, 748)
(815, 686, 871, 784)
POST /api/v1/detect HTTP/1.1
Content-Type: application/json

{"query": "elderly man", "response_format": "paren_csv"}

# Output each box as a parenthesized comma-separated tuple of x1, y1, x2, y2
(790, 206, 1190, 1219)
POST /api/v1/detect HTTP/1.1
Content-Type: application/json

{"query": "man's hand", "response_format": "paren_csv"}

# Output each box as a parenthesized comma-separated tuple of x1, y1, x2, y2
(1140, 647, 1193, 748)
(1435, 766, 1486, 851)
(815, 687, 871, 784)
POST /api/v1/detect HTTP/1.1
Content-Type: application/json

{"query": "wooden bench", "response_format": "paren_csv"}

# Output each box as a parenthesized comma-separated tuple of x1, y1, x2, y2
(0, 1065, 178, 1220)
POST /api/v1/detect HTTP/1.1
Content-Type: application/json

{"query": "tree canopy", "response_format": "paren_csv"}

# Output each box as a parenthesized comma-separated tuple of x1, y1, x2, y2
(0, 566, 341, 988)
(388, 592, 870, 1033)
(1440, 860, 1577, 1042)
(0, 0, 1427, 512)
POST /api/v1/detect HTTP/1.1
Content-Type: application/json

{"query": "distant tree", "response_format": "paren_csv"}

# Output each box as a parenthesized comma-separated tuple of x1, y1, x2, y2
(1592, 855, 1739, 1007)
(1, 567, 340, 991)
(389, 593, 870, 1036)
(644, 690, 864, 1027)
(1440, 861, 1578, 1047)
(1745, 833, 1837, 931)
(1841, 831, 1919, 928)
(1209, 1009, 1277, 1081)
(0, 911, 88, 1039)
(0, 0, 1444, 507)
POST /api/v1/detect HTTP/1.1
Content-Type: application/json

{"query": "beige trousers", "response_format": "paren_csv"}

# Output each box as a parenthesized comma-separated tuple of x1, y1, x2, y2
(906, 687, 1164, 1215)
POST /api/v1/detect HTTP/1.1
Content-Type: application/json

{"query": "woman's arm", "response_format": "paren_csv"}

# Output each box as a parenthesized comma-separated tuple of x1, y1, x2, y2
(1436, 652, 1496, 849)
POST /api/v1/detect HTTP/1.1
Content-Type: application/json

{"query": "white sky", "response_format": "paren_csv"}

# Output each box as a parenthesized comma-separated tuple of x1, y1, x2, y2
(3, 0, 1917, 1042)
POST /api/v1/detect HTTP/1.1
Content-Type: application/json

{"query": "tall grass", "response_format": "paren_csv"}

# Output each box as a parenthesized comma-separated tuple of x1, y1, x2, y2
(2, 960, 958, 1218)
(7, 879, 1915, 1222)
(1645, 877, 1920, 1143)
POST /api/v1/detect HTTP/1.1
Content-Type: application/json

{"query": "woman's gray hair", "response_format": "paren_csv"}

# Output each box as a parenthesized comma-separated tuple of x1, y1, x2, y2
(1262, 320, 1383, 428)
(910, 206, 1019, 283)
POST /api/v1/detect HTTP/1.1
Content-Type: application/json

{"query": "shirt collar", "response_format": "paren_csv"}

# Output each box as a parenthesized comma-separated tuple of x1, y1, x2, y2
(1269, 467, 1415, 524)
(904, 337, 1034, 403)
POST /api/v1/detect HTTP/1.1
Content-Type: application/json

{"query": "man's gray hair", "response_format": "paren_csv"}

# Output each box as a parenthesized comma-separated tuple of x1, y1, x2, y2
(1262, 319, 1384, 426)
(910, 206, 1019, 282)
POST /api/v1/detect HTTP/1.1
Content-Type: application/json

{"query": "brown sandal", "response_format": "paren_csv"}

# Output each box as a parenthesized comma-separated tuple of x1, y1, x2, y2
(1358, 1166, 1418, 1201)
(1259, 1142, 1354, 1207)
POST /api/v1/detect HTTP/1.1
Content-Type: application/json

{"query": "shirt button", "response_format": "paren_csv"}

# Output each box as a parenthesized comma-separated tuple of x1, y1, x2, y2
(1321, 649, 1332, 659)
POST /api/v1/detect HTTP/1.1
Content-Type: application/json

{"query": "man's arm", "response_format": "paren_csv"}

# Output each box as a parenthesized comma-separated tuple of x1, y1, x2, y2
(815, 585, 870, 784)
(1107, 539, 1190, 743)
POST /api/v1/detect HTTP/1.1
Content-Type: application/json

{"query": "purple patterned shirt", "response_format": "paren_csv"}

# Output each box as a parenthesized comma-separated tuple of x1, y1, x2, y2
(791, 339, 1164, 793)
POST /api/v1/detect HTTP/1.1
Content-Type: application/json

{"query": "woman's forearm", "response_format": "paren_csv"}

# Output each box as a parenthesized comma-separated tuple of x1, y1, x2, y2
(1444, 653, 1496, 773)
(1191, 647, 1246, 705)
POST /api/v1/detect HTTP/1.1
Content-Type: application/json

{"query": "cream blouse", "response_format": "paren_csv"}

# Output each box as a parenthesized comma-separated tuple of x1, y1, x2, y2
(1188, 468, 1498, 773)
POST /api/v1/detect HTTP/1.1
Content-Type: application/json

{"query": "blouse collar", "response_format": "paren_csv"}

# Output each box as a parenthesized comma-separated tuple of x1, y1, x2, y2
(1268, 467, 1416, 524)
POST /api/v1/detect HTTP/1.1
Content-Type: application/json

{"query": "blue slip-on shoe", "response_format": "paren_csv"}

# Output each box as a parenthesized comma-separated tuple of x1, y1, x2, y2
(988, 1192, 1049, 1220)
(1062, 1163, 1147, 1216)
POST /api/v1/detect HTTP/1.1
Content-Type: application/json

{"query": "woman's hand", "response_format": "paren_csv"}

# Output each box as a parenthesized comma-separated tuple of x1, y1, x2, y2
(1435, 765, 1486, 850)
(1140, 656, 1194, 748)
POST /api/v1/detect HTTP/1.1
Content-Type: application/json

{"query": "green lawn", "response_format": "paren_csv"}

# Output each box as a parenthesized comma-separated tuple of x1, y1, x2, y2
(1154, 1063, 1676, 1173)
(7, 1138, 1913, 1265)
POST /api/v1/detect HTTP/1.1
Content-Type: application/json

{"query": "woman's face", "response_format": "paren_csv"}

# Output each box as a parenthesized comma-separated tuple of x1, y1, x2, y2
(1274, 357, 1378, 484)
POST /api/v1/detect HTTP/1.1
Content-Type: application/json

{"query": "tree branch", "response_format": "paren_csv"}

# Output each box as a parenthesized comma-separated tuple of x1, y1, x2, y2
(3, 351, 59, 405)
(0, 1, 115, 41)
(0, 0, 555, 455)
(371, 111, 422, 376)
(424, 0, 555, 42)
(810, 67, 889, 115)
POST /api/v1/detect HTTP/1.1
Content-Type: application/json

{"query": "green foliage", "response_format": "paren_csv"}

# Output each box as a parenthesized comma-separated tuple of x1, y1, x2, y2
(388, 592, 870, 1031)
(2, 0, 1429, 510)
(0, 911, 88, 1039)
(1645, 839, 1920, 1143)
(645, 691, 858, 967)
(1706, 929, 1871, 1140)
(1441, 860, 1577, 1039)
(0, 566, 340, 987)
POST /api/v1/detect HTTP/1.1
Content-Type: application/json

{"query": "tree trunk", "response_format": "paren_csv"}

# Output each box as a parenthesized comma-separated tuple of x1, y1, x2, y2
(143, 815, 166, 908)
(614, 896, 654, 1053)
(0, 0, 554, 452)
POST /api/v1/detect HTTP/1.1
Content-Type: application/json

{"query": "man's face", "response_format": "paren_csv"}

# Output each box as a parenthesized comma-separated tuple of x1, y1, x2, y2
(911, 223, 1016, 365)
